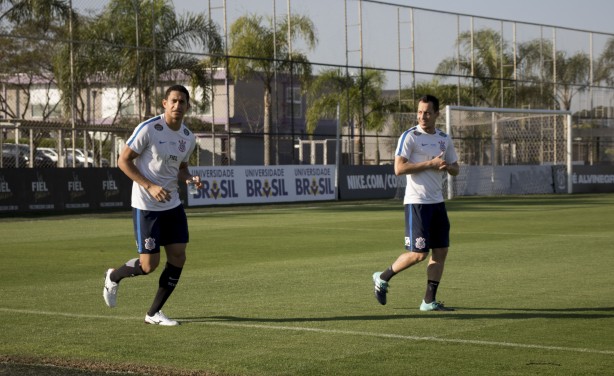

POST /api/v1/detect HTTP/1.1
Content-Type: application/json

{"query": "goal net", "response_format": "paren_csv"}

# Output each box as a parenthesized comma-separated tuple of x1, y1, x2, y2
(444, 106, 572, 198)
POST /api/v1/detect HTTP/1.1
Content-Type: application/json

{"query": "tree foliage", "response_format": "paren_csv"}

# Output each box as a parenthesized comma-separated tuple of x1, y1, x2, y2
(228, 13, 317, 165)
(306, 68, 388, 164)
(435, 28, 592, 111)
(64, 0, 222, 120)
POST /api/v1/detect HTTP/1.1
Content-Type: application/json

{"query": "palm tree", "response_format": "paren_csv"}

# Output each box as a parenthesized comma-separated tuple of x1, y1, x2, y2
(552, 51, 591, 111)
(56, 0, 222, 123)
(0, 0, 74, 119)
(306, 68, 387, 165)
(518, 39, 590, 111)
(596, 37, 614, 85)
(228, 13, 317, 165)
(0, 20, 63, 119)
(0, 0, 70, 29)
(437, 28, 592, 111)
(436, 29, 515, 108)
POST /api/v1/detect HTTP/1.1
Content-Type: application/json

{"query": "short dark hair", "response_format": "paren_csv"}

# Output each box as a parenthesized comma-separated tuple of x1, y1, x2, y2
(419, 95, 439, 112)
(165, 85, 190, 103)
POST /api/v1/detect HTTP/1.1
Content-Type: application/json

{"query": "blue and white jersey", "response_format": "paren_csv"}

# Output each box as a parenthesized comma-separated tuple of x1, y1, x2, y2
(126, 114, 196, 211)
(396, 126, 458, 204)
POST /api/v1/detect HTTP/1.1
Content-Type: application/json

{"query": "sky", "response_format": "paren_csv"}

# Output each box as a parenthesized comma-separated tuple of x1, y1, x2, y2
(173, 0, 614, 35)
(382, 0, 613, 34)
(169, 0, 613, 77)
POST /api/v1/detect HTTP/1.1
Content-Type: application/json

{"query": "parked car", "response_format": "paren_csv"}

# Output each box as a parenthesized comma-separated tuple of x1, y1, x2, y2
(1, 144, 30, 168)
(66, 149, 93, 167)
(34, 149, 57, 168)
(37, 147, 60, 163)
(65, 148, 109, 167)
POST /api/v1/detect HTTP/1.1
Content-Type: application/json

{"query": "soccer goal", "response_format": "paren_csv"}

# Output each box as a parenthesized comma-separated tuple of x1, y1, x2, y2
(444, 106, 573, 198)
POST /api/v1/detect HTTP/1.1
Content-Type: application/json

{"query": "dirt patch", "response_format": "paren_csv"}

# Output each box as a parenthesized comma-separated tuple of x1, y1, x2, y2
(0, 355, 223, 376)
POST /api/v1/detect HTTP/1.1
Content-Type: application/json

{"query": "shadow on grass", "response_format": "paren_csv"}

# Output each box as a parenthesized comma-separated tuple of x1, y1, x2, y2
(446, 193, 614, 212)
(444, 306, 614, 320)
(180, 307, 614, 323)
(184, 314, 415, 323)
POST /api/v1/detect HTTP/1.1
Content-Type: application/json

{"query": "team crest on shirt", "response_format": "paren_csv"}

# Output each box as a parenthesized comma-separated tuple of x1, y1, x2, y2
(154, 124, 163, 131)
(184, 129, 190, 136)
(415, 237, 426, 249)
(144, 237, 156, 250)
(178, 139, 186, 152)
(439, 140, 446, 152)
(413, 130, 422, 136)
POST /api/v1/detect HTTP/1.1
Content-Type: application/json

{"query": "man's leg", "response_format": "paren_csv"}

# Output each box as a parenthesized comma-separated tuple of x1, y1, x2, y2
(104, 208, 161, 308)
(391, 251, 428, 276)
(103, 254, 160, 308)
(373, 251, 427, 305)
(146, 243, 186, 317)
(420, 247, 454, 311)
(111, 252, 160, 281)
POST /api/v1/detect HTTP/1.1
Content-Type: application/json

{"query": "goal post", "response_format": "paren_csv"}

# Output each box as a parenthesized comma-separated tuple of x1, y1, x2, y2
(445, 105, 573, 198)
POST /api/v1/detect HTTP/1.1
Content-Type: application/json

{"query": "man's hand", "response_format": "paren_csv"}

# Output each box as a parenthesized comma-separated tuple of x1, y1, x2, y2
(186, 175, 203, 189)
(148, 185, 171, 202)
(432, 152, 448, 171)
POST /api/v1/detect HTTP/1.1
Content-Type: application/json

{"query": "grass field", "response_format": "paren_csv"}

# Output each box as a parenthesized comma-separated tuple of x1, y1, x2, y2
(1, 194, 613, 375)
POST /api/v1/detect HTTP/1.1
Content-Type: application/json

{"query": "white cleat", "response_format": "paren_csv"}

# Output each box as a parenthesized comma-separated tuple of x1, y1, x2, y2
(103, 268, 118, 308)
(145, 310, 179, 326)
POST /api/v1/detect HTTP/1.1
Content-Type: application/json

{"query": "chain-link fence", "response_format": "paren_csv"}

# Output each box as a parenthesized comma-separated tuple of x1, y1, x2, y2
(1, 0, 613, 169)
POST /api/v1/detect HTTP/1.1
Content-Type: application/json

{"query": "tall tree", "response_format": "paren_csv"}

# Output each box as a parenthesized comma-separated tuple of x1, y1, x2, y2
(552, 51, 591, 111)
(436, 28, 591, 111)
(0, 0, 72, 120)
(0, 20, 62, 120)
(595, 37, 614, 86)
(306, 68, 387, 165)
(0, 0, 70, 29)
(518, 39, 590, 111)
(55, 0, 223, 124)
(228, 13, 317, 165)
(436, 29, 515, 108)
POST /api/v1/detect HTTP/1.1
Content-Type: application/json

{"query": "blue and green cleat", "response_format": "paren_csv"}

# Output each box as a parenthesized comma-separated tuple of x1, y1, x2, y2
(420, 300, 454, 311)
(372, 272, 389, 305)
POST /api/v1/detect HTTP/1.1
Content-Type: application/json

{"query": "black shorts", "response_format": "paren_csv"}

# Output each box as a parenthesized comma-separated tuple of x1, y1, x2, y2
(404, 203, 450, 252)
(132, 204, 189, 254)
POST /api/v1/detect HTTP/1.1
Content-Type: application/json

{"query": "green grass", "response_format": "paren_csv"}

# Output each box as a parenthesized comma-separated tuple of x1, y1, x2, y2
(1, 194, 614, 375)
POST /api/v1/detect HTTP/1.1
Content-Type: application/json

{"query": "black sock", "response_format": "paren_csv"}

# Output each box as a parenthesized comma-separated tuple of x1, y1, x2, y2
(147, 262, 183, 316)
(110, 258, 147, 283)
(424, 280, 440, 303)
(380, 266, 397, 282)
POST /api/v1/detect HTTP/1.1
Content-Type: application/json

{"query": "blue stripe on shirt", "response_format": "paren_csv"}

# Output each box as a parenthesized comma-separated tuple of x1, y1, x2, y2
(396, 127, 415, 156)
(127, 115, 161, 146)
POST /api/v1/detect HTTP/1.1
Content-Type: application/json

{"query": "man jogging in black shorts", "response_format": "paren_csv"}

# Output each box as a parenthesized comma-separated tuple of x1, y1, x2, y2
(372, 94, 460, 311)
(103, 85, 202, 325)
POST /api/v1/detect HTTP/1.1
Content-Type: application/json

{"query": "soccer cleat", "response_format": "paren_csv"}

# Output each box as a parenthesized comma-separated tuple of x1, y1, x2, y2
(420, 300, 454, 311)
(372, 272, 389, 305)
(145, 310, 179, 326)
(103, 268, 118, 308)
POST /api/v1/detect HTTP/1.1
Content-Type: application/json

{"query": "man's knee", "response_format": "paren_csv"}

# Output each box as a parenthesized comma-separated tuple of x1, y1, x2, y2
(431, 248, 449, 263)
(165, 244, 187, 267)
(139, 257, 160, 274)
(411, 251, 429, 263)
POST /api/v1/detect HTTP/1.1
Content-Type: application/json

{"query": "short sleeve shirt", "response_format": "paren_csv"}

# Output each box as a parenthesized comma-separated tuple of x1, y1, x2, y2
(126, 114, 196, 211)
(395, 126, 458, 204)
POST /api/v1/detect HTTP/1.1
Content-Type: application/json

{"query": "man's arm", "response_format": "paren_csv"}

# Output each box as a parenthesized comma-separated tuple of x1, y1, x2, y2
(118, 146, 171, 202)
(444, 161, 460, 176)
(394, 152, 450, 176)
